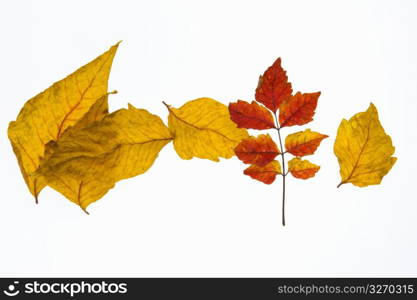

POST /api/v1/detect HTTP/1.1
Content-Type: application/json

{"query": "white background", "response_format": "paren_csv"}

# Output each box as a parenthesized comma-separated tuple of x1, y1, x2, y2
(0, 0, 416, 276)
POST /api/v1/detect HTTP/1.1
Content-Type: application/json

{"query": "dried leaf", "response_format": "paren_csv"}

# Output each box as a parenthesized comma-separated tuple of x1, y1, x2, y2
(65, 93, 112, 133)
(244, 161, 281, 184)
(228, 100, 276, 130)
(279, 92, 320, 127)
(334, 103, 397, 187)
(235, 134, 279, 166)
(36, 105, 173, 212)
(8, 42, 120, 199)
(285, 129, 328, 157)
(165, 98, 248, 161)
(288, 157, 320, 179)
(255, 58, 292, 112)
(40, 93, 111, 165)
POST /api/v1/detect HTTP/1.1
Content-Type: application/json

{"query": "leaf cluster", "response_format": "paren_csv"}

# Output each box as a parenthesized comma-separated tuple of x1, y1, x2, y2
(229, 58, 328, 184)
(8, 43, 397, 221)
(8, 43, 247, 213)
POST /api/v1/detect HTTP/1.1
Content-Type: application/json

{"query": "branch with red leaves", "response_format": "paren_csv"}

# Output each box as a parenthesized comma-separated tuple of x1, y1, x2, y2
(228, 58, 328, 226)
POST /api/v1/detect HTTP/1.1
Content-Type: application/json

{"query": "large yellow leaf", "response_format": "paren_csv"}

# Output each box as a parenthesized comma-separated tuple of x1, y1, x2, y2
(8, 42, 120, 200)
(164, 98, 249, 161)
(36, 104, 173, 213)
(334, 103, 397, 187)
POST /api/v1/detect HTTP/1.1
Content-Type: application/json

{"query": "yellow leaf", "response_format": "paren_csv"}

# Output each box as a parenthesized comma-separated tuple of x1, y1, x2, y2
(36, 104, 173, 213)
(164, 98, 249, 161)
(8, 42, 120, 200)
(40, 93, 112, 168)
(64, 91, 114, 134)
(288, 157, 320, 179)
(334, 103, 397, 187)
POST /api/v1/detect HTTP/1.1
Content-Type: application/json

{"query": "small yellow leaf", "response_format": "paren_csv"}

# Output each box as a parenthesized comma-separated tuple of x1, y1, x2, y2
(334, 103, 397, 187)
(8, 42, 120, 200)
(288, 157, 320, 179)
(164, 98, 249, 161)
(36, 105, 173, 213)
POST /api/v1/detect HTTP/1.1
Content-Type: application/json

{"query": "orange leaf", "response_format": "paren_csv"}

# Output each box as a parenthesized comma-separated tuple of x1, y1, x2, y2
(288, 157, 320, 179)
(244, 161, 282, 184)
(229, 100, 276, 130)
(285, 129, 328, 157)
(279, 92, 320, 127)
(234, 134, 279, 166)
(255, 58, 292, 113)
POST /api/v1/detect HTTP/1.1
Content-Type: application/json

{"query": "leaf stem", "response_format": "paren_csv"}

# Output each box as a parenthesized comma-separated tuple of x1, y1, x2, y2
(34, 178, 39, 205)
(274, 113, 286, 226)
(77, 181, 90, 215)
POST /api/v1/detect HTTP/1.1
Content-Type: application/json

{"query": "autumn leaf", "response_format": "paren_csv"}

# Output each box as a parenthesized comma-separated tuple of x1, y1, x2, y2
(244, 161, 281, 184)
(229, 57, 326, 226)
(36, 104, 173, 213)
(279, 92, 320, 127)
(235, 134, 280, 166)
(164, 98, 248, 161)
(8, 42, 120, 201)
(255, 58, 292, 112)
(285, 129, 328, 157)
(334, 103, 397, 187)
(228, 100, 276, 130)
(40, 93, 113, 165)
(288, 157, 320, 179)
(64, 92, 113, 134)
